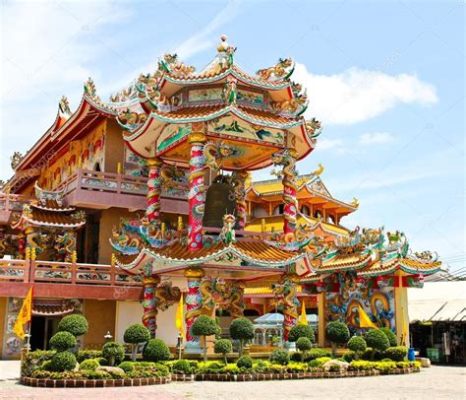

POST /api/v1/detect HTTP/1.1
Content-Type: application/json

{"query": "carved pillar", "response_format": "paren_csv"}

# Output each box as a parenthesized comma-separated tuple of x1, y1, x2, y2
(229, 281, 245, 319)
(282, 150, 298, 235)
(317, 292, 326, 347)
(184, 268, 205, 342)
(24, 227, 35, 260)
(142, 275, 160, 338)
(188, 133, 207, 251)
(146, 158, 162, 224)
(281, 273, 299, 342)
(394, 271, 410, 347)
(232, 171, 248, 230)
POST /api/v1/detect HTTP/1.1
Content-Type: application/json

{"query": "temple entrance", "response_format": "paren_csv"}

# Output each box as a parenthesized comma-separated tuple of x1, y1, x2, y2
(30, 316, 60, 351)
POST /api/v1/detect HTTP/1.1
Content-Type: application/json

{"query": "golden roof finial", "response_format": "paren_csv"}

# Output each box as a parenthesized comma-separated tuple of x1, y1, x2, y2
(351, 197, 360, 208)
(217, 34, 229, 53)
(312, 163, 324, 176)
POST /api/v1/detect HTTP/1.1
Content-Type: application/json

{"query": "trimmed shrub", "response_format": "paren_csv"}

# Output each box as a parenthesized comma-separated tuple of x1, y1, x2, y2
(270, 348, 290, 365)
(49, 351, 77, 372)
(342, 350, 356, 363)
(326, 321, 350, 356)
(118, 361, 135, 373)
(230, 318, 254, 356)
(236, 355, 253, 370)
(348, 336, 367, 353)
(79, 358, 100, 371)
(76, 350, 102, 362)
(296, 337, 312, 361)
(49, 331, 77, 352)
(124, 324, 151, 344)
(124, 324, 151, 361)
(102, 341, 125, 366)
(305, 348, 331, 361)
(385, 346, 408, 362)
(58, 314, 89, 337)
(143, 339, 171, 362)
(288, 324, 315, 343)
(192, 315, 221, 362)
(364, 329, 390, 352)
(308, 356, 332, 368)
(380, 327, 397, 347)
(172, 359, 194, 374)
(214, 339, 233, 364)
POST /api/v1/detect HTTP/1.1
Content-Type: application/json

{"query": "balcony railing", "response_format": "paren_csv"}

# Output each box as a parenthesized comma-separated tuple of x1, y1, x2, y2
(0, 193, 30, 223)
(0, 259, 142, 287)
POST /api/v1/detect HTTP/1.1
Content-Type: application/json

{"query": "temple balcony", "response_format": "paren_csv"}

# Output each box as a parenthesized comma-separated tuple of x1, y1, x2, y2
(0, 193, 30, 224)
(0, 258, 142, 300)
(56, 169, 188, 214)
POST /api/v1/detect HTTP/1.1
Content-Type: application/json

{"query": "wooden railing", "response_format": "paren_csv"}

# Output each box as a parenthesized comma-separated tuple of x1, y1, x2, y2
(0, 259, 142, 287)
(0, 192, 30, 212)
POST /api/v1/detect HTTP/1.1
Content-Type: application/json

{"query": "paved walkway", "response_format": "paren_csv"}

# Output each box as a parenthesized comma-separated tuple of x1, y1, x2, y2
(0, 360, 21, 381)
(0, 364, 464, 400)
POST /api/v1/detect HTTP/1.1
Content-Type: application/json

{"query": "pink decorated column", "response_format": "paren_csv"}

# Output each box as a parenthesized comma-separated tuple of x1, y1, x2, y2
(146, 158, 162, 224)
(184, 268, 205, 342)
(188, 132, 207, 251)
(142, 275, 160, 337)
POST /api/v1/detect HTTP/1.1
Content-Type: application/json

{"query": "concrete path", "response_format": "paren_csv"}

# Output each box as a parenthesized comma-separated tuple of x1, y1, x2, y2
(0, 364, 464, 400)
(0, 361, 20, 381)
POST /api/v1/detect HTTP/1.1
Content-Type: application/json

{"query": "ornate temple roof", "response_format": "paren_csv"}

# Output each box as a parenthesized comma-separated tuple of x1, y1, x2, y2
(11, 182, 85, 230)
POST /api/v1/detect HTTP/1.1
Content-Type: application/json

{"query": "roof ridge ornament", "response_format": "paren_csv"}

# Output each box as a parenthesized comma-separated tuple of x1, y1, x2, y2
(216, 34, 236, 68)
(58, 96, 71, 116)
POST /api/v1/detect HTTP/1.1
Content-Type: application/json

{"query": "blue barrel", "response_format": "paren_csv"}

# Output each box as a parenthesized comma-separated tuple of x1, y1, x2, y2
(408, 348, 416, 361)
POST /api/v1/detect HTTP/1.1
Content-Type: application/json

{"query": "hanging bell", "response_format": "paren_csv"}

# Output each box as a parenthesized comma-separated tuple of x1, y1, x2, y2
(203, 175, 236, 228)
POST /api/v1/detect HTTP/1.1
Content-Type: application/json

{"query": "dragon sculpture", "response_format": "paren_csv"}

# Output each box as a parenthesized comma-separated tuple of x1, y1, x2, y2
(155, 281, 181, 311)
(54, 232, 76, 262)
(203, 141, 237, 175)
(231, 171, 248, 229)
(273, 275, 300, 341)
(257, 58, 294, 81)
(10, 152, 23, 170)
(305, 118, 322, 139)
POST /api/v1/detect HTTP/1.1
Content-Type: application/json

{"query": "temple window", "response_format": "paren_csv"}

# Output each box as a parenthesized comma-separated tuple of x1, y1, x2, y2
(300, 205, 311, 216)
(313, 210, 322, 219)
(93, 162, 101, 172)
(273, 204, 284, 216)
(252, 206, 268, 218)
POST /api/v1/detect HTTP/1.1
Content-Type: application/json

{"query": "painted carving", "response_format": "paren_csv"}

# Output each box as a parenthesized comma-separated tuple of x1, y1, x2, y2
(256, 58, 294, 81)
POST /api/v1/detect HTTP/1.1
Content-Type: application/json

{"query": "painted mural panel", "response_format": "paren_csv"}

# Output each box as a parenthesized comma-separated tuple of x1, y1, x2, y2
(124, 148, 148, 177)
(208, 116, 284, 145)
(326, 272, 395, 333)
(2, 298, 22, 359)
(188, 88, 223, 102)
(157, 124, 191, 153)
(237, 89, 264, 105)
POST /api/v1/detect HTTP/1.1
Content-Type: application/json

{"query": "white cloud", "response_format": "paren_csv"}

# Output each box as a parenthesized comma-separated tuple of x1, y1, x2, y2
(172, 1, 240, 60)
(359, 132, 395, 145)
(316, 138, 345, 151)
(294, 63, 438, 125)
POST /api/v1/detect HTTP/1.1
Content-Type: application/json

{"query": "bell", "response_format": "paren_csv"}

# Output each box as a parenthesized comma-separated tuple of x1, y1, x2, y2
(203, 175, 236, 228)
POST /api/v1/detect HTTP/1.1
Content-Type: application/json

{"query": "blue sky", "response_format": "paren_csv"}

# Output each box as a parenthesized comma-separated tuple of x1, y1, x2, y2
(1, 0, 464, 270)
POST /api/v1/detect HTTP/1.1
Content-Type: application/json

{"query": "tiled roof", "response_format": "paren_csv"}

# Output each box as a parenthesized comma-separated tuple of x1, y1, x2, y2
(32, 200, 75, 212)
(26, 208, 85, 228)
(316, 252, 373, 272)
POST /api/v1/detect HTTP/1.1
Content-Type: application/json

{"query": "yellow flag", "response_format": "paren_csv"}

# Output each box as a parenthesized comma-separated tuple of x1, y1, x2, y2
(175, 293, 185, 340)
(13, 287, 33, 340)
(358, 305, 378, 329)
(298, 300, 308, 325)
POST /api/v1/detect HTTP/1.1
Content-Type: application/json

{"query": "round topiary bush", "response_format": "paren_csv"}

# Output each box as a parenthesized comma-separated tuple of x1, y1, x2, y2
(49, 351, 77, 372)
(124, 324, 151, 344)
(230, 318, 254, 356)
(192, 315, 221, 361)
(269, 348, 290, 365)
(326, 321, 350, 356)
(102, 341, 125, 366)
(380, 327, 397, 347)
(385, 346, 408, 361)
(143, 338, 171, 362)
(124, 324, 151, 361)
(348, 335, 367, 353)
(236, 355, 253, 369)
(58, 314, 89, 337)
(364, 329, 390, 353)
(214, 339, 233, 364)
(79, 358, 100, 371)
(49, 331, 77, 352)
(296, 337, 313, 361)
(288, 324, 315, 343)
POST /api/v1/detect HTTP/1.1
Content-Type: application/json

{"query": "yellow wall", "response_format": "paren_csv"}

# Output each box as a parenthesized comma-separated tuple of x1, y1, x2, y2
(104, 119, 125, 174)
(0, 298, 7, 356)
(82, 299, 116, 349)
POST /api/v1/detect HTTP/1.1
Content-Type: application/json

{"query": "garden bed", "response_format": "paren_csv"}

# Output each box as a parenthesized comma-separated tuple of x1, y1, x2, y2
(20, 375, 170, 388)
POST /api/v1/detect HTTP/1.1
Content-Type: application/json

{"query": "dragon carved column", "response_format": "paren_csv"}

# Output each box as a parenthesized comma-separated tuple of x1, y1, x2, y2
(232, 171, 248, 230)
(229, 281, 245, 319)
(142, 275, 160, 338)
(188, 132, 207, 251)
(272, 149, 298, 236)
(146, 158, 162, 224)
(184, 268, 205, 343)
(280, 273, 300, 342)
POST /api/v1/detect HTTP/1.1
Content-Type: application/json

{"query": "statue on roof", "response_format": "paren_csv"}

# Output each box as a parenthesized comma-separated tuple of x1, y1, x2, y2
(83, 77, 97, 98)
(10, 151, 23, 170)
(312, 163, 324, 176)
(257, 57, 294, 81)
(59, 96, 71, 116)
(220, 214, 236, 245)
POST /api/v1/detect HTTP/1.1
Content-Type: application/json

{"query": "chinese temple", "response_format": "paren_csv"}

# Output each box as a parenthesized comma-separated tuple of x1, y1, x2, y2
(0, 36, 441, 359)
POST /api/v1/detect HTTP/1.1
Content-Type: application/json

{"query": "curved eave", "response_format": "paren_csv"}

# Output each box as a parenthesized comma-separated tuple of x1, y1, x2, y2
(115, 244, 307, 271)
